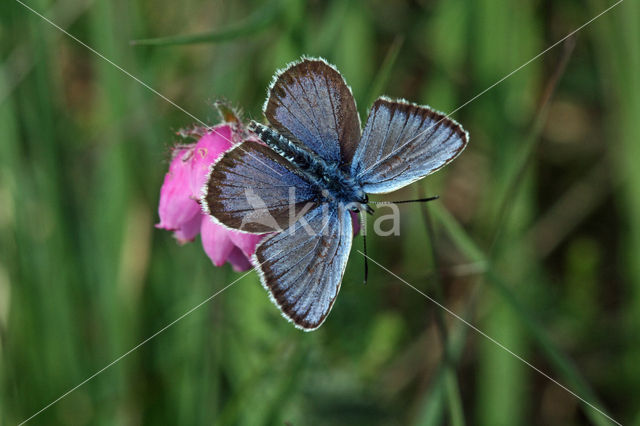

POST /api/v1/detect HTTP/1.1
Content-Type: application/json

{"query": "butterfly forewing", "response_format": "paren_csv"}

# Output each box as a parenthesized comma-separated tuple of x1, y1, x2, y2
(351, 98, 469, 194)
(204, 141, 319, 233)
(253, 202, 353, 330)
(265, 58, 361, 166)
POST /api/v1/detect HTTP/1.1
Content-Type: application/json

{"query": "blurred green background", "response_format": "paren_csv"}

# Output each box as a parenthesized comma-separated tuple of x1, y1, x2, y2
(1, 0, 639, 424)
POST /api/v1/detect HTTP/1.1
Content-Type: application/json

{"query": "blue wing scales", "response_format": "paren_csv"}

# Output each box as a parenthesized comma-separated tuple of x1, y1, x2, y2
(203, 141, 319, 233)
(351, 98, 469, 194)
(253, 202, 353, 330)
(264, 58, 361, 166)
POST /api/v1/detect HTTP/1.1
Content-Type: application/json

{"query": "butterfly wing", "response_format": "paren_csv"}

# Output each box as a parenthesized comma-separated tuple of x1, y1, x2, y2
(351, 98, 469, 194)
(264, 58, 361, 165)
(203, 141, 319, 233)
(253, 202, 353, 330)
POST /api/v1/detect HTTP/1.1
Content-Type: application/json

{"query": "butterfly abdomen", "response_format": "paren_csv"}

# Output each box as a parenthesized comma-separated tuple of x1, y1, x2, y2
(249, 121, 367, 206)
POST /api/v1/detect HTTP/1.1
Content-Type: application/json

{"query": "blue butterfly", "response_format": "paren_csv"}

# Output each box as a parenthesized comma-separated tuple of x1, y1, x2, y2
(202, 57, 468, 330)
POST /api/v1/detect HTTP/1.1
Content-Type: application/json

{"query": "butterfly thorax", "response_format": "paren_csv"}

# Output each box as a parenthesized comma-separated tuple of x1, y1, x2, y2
(250, 122, 371, 212)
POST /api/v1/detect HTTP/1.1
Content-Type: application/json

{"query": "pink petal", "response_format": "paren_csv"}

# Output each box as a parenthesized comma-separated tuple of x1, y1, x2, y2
(227, 246, 253, 272)
(156, 147, 201, 231)
(189, 125, 233, 199)
(229, 230, 263, 258)
(350, 211, 361, 236)
(173, 213, 203, 244)
(201, 217, 236, 267)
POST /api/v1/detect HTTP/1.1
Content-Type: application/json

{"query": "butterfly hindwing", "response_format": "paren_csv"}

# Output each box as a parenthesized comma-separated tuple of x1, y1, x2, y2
(253, 202, 353, 330)
(264, 58, 361, 166)
(204, 141, 319, 233)
(351, 98, 469, 194)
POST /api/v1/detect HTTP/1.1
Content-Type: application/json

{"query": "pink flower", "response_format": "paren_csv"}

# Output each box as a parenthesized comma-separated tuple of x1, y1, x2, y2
(350, 211, 361, 235)
(156, 124, 262, 271)
(155, 147, 201, 240)
(157, 120, 362, 272)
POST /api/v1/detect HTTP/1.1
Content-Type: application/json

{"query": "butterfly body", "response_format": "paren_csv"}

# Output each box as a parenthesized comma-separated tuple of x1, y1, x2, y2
(204, 57, 468, 330)
(249, 121, 371, 213)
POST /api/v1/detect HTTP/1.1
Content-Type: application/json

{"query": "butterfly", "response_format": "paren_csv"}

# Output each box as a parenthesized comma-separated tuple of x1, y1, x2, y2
(202, 57, 468, 331)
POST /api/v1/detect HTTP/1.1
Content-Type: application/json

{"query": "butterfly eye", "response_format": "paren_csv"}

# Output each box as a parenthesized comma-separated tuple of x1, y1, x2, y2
(344, 202, 360, 212)
(354, 190, 368, 205)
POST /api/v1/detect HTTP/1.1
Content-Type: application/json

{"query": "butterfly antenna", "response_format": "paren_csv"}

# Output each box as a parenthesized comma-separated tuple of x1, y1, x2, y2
(372, 195, 440, 205)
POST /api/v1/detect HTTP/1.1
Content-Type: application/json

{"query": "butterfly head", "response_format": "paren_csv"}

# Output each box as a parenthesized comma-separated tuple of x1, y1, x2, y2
(346, 190, 374, 215)
(352, 202, 375, 215)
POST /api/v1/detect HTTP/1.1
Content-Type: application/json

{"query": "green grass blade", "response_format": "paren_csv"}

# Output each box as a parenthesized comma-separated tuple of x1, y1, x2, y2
(419, 201, 466, 426)
(130, 2, 281, 47)
(431, 204, 616, 426)
(365, 35, 404, 108)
